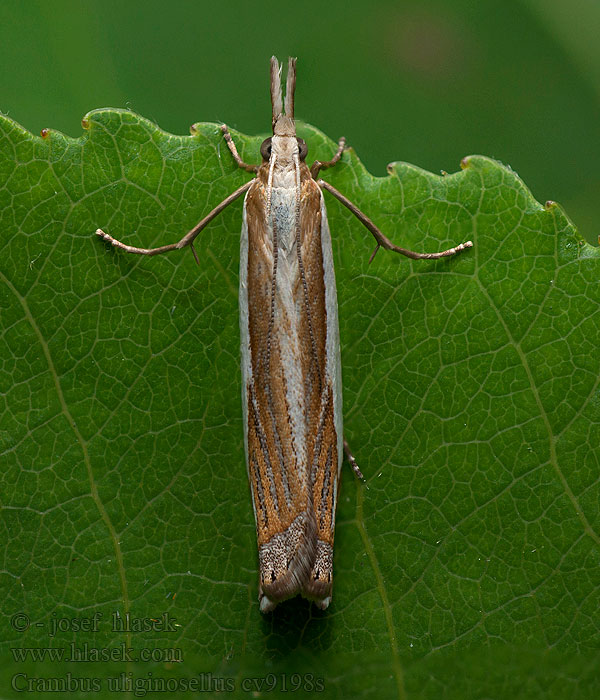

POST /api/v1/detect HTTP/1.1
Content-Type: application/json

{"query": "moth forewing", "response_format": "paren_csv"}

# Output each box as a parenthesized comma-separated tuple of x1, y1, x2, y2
(94, 55, 472, 614)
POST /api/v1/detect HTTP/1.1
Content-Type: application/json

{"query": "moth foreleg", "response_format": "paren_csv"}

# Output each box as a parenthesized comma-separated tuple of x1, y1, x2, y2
(310, 137, 346, 179)
(221, 125, 259, 173)
(318, 180, 473, 261)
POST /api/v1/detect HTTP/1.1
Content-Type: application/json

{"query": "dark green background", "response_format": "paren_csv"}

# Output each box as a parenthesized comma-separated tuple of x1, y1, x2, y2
(0, 0, 598, 243)
(1, 1, 600, 696)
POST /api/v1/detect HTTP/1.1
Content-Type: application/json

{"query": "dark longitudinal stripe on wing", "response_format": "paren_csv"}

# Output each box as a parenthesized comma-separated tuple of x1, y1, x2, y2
(248, 382, 277, 531)
(310, 385, 338, 544)
(319, 446, 333, 531)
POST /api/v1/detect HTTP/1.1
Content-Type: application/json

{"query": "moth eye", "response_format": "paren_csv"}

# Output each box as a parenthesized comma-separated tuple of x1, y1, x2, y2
(296, 138, 308, 161)
(260, 137, 272, 160)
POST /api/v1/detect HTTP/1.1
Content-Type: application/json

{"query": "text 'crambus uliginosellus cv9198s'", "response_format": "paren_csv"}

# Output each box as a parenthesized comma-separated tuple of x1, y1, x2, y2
(96, 57, 472, 613)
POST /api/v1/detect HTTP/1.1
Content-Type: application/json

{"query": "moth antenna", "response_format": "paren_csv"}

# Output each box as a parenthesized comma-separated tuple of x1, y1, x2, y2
(284, 57, 297, 119)
(270, 56, 283, 127)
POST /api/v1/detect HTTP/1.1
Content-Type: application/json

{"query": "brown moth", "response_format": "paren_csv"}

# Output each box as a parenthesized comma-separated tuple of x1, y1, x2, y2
(96, 57, 472, 612)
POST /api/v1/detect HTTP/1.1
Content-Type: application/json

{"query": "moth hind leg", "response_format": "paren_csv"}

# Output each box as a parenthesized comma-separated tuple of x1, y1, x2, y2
(343, 437, 364, 480)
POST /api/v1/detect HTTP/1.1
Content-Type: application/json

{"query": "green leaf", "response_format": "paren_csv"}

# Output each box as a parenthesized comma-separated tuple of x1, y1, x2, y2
(1, 109, 598, 699)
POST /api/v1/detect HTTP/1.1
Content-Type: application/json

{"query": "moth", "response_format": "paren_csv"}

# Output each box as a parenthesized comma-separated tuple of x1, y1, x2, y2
(96, 57, 472, 612)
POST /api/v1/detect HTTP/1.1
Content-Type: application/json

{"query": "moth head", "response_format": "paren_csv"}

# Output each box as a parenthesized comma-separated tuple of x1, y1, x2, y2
(260, 136, 307, 162)
(266, 56, 308, 162)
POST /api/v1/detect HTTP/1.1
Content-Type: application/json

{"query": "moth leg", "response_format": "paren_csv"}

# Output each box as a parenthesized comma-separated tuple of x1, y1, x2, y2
(318, 179, 473, 262)
(95, 180, 252, 257)
(343, 438, 364, 480)
(311, 137, 346, 178)
(220, 124, 259, 173)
